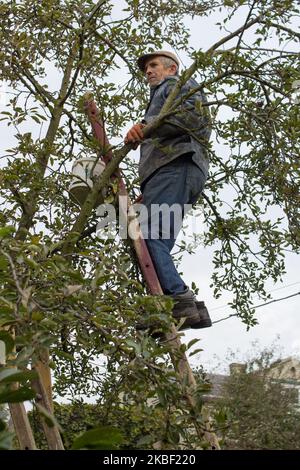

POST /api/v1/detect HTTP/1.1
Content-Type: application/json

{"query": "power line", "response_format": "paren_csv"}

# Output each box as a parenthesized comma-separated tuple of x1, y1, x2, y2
(212, 291, 300, 325)
(210, 281, 300, 312)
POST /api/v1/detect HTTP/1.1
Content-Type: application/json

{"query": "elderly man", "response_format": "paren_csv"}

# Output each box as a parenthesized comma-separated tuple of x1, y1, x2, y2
(125, 50, 212, 331)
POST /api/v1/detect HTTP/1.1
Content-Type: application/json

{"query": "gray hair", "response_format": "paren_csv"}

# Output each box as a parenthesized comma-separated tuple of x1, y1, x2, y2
(160, 56, 179, 76)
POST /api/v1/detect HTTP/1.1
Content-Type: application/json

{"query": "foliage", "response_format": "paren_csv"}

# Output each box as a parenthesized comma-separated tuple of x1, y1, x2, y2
(214, 349, 300, 449)
(29, 401, 164, 449)
(30, 402, 125, 449)
(29, 371, 208, 451)
(0, 0, 299, 449)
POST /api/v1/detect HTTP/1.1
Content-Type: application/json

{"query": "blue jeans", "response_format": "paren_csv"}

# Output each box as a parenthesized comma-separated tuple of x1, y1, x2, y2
(140, 154, 207, 295)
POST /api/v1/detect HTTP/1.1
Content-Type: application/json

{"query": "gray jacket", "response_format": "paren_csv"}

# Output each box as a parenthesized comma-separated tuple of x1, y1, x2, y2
(139, 75, 211, 187)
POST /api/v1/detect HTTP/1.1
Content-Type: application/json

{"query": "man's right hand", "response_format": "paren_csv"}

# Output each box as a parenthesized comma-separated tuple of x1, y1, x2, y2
(124, 123, 145, 145)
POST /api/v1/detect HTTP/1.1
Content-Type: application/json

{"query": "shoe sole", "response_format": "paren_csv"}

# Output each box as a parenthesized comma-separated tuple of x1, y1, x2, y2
(191, 318, 212, 329)
(176, 312, 200, 331)
(191, 302, 212, 329)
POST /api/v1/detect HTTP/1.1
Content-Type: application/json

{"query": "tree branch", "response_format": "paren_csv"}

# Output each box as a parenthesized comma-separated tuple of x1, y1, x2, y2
(157, 14, 263, 124)
(261, 20, 300, 40)
(206, 14, 263, 55)
(227, 0, 258, 70)
(93, 31, 134, 72)
(15, 46, 77, 241)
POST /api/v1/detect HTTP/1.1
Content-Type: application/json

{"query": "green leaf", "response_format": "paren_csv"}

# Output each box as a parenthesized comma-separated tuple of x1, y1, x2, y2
(55, 350, 74, 361)
(71, 426, 123, 450)
(103, 194, 115, 204)
(0, 429, 14, 450)
(0, 368, 38, 384)
(35, 403, 63, 431)
(196, 382, 212, 393)
(0, 319, 16, 328)
(124, 339, 141, 354)
(157, 388, 167, 406)
(0, 226, 15, 238)
(214, 408, 228, 425)
(189, 348, 204, 357)
(187, 338, 201, 350)
(0, 331, 14, 354)
(0, 387, 36, 404)
(31, 311, 44, 322)
(0, 256, 8, 270)
(31, 115, 41, 124)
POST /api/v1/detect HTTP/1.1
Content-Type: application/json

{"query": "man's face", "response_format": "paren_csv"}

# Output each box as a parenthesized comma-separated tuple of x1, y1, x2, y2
(144, 56, 176, 87)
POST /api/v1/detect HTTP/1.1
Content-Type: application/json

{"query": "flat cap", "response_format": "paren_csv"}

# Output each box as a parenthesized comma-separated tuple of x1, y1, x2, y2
(137, 50, 180, 72)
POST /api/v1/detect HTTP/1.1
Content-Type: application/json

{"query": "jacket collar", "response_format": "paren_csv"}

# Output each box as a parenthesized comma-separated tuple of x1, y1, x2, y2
(149, 75, 179, 98)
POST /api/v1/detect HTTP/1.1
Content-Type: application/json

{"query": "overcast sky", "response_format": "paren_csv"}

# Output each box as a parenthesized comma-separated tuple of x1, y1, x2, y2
(1, 2, 299, 376)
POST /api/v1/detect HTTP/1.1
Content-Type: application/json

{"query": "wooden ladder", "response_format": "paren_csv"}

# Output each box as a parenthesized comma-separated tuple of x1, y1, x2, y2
(4, 340, 64, 449)
(84, 96, 220, 450)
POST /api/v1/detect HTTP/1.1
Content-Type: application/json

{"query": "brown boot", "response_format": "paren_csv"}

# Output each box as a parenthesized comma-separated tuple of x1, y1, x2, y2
(136, 289, 199, 335)
(191, 301, 212, 329)
(171, 289, 200, 331)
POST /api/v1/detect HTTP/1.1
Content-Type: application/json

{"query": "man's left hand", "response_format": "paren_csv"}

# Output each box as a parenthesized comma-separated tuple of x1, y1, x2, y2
(124, 123, 145, 145)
